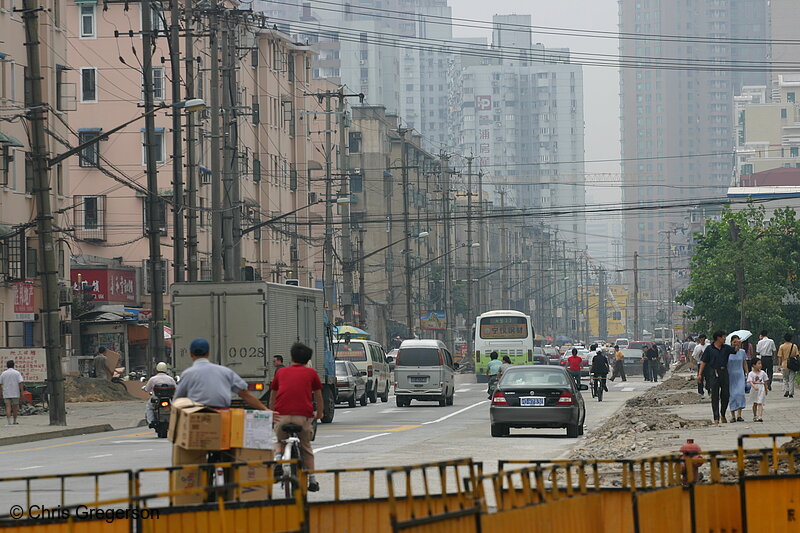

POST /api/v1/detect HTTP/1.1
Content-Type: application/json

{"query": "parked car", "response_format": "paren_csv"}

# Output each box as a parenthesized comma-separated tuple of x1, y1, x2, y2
(335, 361, 367, 407)
(489, 365, 587, 438)
(333, 339, 391, 403)
(394, 339, 458, 407)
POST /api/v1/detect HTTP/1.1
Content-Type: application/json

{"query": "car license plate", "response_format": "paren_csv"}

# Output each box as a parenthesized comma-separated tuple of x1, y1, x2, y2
(520, 397, 545, 407)
(409, 376, 427, 383)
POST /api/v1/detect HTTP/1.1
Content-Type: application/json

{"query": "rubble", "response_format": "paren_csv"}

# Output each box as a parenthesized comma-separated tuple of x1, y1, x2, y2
(64, 376, 135, 402)
(0, 403, 48, 417)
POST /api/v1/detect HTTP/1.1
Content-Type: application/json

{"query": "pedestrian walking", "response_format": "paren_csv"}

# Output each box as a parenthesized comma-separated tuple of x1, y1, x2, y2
(756, 331, 776, 390)
(778, 333, 799, 398)
(610, 345, 627, 382)
(727, 335, 748, 423)
(697, 331, 735, 424)
(0, 360, 24, 425)
(685, 337, 697, 368)
(644, 344, 660, 382)
(692, 335, 709, 397)
(747, 359, 769, 422)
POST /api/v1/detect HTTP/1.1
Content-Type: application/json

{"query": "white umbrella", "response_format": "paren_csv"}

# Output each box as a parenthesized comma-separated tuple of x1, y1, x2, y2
(726, 329, 752, 344)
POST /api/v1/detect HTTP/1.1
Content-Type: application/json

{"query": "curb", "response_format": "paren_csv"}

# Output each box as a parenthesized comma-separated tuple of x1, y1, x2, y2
(0, 424, 116, 447)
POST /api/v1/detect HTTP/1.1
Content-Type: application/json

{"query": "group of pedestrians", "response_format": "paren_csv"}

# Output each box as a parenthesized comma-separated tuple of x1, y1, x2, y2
(696, 330, 798, 424)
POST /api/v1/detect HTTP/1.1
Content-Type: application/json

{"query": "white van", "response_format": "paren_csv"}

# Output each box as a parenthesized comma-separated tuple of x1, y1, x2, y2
(394, 339, 457, 407)
(332, 339, 391, 403)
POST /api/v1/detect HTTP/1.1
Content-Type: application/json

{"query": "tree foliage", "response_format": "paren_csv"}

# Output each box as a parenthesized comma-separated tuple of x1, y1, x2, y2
(676, 205, 800, 335)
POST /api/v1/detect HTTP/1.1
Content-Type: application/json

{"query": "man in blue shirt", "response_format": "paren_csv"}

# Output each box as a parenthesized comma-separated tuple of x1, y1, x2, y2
(175, 338, 270, 410)
(486, 351, 502, 398)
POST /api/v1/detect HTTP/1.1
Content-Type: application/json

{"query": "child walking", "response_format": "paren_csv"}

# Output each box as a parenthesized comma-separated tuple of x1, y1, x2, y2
(747, 359, 769, 422)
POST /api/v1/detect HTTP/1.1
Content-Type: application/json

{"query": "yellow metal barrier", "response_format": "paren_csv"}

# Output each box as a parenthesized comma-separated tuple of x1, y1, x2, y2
(0, 518, 131, 533)
(386, 459, 481, 533)
(634, 486, 689, 533)
(691, 484, 741, 533)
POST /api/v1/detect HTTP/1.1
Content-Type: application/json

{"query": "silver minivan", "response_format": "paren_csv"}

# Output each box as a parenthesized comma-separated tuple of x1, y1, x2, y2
(394, 339, 457, 407)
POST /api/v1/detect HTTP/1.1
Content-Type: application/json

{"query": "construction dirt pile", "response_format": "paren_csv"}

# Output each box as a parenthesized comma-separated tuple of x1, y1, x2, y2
(64, 376, 135, 402)
(572, 375, 711, 461)
(625, 375, 705, 407)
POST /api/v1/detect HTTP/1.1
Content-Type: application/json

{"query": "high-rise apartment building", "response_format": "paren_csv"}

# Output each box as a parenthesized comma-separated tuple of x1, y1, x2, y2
(455, 15, 586, 250)
(260, 0, 453, 152)
(619, 0, 769, 334)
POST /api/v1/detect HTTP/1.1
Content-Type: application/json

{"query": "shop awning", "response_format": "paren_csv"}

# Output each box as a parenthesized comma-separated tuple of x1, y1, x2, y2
(0, 132, 24, 147)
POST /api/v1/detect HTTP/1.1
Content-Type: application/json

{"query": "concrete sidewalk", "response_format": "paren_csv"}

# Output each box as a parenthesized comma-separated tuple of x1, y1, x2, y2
(641, 369, 799, 455)
(0, 401, 146, 446)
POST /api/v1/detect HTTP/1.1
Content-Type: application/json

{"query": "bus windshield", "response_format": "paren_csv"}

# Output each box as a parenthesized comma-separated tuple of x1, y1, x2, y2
(479, 316, 528, 339)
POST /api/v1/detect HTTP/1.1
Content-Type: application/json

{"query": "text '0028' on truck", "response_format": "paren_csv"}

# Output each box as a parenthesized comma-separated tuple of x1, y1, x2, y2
(170, 281, 337, 422)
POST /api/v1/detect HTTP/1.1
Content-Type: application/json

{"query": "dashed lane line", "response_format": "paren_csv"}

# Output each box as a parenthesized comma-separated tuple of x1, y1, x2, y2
(422, 401, 489, 425)
(315, 433, 391, 453)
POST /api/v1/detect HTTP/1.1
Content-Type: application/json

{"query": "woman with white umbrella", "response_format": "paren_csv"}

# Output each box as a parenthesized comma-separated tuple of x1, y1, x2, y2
(727, 334, 749, 422)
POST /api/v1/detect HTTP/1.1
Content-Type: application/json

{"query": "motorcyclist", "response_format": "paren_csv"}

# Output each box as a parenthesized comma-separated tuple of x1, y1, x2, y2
(590, 348, 610, 395)
(486, 351, 502, 398)
(143, 362, 176, 427)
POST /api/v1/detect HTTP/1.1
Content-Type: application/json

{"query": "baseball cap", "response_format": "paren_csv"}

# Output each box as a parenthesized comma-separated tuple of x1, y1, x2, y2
(156, 362, 168, 372)
(189, 338, 210, 356)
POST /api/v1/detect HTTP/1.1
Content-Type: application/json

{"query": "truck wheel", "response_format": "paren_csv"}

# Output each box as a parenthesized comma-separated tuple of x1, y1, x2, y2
(348, 394, 356, 408)
(438, 394, 447, 407)
(380, 383, 389, 403)
(368, 382, 378, 404)
(359, 393, 368, 406)
(321, 387, 335, 423)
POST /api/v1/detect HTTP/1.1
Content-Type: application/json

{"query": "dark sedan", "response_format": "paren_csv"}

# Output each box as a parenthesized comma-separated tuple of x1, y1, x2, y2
(489, 366, 587, 438)
(335, 361, 367, 407)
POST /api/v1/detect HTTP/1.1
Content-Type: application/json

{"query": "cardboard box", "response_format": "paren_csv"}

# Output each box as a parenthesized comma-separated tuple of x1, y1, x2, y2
(230, 409, 275, 450)
(170, 445, 208, 505)
(234, 448, 273, 502)
(168, 398, 232, 450)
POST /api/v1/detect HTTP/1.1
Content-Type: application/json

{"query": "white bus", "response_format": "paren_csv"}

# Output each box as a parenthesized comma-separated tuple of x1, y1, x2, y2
(473, 310, 535, 383)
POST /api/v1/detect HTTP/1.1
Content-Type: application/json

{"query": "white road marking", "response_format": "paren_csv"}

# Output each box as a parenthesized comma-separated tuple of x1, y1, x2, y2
(455, 388, 471, 393)
(622, 387, 634, 392)
(315, 433, 391, 453)
(339, 411, 352, 415)
(88, 454, 113, 459)
(422, 401, 489, 425)
(111, 440, 157, 444)
(135, 449, 153, 452)
(17, 466, 43, 470)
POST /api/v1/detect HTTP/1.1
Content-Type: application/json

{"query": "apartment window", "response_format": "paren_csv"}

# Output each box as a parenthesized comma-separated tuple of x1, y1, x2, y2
(78, 128, 101, 167)
(74, 195, 106, 240)
(79, 4, 96, 38)
(83, 196, 99, 228)
(143, 196, 168, 236)
(781, 108, 788, 119)
(25, 246, 37, 279)
(80, 67, 97, 102)
(792, 147, 799, 158)
(141, 129, 165, 165)
(788, 92, 796, 103)
(0, 231, 25, 281)
(152, 67, 165, 100)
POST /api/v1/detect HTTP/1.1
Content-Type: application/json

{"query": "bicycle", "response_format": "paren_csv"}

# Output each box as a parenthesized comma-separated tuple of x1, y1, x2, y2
(277, 423, 305, 499)
(591, 375, 606, 402)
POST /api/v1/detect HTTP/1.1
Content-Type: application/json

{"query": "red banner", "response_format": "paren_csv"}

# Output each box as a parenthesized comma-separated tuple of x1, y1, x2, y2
(71, 268, 137, 303)
(13, 282, 35, 320)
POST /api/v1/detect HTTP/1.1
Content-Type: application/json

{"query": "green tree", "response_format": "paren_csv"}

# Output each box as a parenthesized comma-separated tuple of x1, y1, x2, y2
(677, 204, 800, 335)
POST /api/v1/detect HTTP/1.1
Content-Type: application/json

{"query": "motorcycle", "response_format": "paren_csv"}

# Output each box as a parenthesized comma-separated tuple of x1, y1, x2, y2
(149, 384, 175, 438)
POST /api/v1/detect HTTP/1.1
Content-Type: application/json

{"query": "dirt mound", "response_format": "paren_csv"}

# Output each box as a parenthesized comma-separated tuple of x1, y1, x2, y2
(64, 376, 135, 402)
(625, 376, 703, 408)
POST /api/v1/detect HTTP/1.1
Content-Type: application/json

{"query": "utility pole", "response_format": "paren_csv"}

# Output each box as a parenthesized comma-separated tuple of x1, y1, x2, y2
(184, 0, 198, 282)
(729, 220, 748, 329)
(323, 93, 334, 323)
(339, 97, 355, 324)
(142, 0, 166, 374)
(209, 13, 223, 282)
(562, 241, 570, 338)
(633, 251, 640, 339)
(579, 255, 585, 340)
(499, 188, 508, 309)
(400, 128, 413, 337)
(599, 267, 608, 341)
(358, 228, 366, 328)
(465, 156, 474, 357)
(666, 230, 674, 336)
(221, 22, 239, 281)
(170, 0, 184, 282)
(475, 170, 485, 314)
(22, 0, 66, 425)
(440, 154, 454, 349)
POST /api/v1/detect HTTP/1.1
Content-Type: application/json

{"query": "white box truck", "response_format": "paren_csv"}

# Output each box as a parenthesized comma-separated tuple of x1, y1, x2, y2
(170, 281, 336, 422)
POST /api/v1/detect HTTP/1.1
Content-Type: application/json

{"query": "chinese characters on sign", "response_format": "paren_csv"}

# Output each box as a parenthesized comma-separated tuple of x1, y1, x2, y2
(0, 348, 47, 382)
(70, 268, 137, 303)
(13, 282, 35, 321)
(480, 325, 528, 339)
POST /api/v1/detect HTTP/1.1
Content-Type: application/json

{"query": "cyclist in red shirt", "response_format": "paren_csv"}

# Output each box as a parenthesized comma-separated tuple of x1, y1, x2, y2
(269, 342, 323, 492)
(567, 348, 584, 388)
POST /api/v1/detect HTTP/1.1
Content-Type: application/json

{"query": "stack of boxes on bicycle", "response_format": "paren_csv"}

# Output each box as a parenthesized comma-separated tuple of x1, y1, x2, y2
(168, 398, 275, 504)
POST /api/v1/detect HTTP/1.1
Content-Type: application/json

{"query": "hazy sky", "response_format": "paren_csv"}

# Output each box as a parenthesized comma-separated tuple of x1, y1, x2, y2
(451, 1, 621, 181)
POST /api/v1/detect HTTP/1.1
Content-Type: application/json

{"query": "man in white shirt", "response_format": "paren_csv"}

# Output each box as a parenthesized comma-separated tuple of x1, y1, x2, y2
(692, 335, 708, 397)
(756, 331, 777, 390)
(0, 360, 25, 425)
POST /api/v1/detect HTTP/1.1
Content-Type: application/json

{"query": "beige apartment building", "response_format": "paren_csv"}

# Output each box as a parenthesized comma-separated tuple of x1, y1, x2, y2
(65, 2, 320, 368)
(0, 0, 72, 351)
